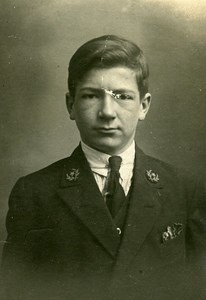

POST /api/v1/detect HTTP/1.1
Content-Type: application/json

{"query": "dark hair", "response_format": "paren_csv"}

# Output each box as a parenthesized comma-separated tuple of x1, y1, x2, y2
(68, 35, 149, 99)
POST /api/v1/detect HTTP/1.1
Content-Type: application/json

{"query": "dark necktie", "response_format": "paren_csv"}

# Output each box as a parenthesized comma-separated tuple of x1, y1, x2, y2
(105, 156, 126, 218)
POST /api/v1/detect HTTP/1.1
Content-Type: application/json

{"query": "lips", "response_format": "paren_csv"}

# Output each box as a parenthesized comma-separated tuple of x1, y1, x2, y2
(96, 127, 118, 133)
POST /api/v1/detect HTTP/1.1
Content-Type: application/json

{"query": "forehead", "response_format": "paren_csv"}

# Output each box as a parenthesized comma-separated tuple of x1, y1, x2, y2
(76, 67, 139, 92)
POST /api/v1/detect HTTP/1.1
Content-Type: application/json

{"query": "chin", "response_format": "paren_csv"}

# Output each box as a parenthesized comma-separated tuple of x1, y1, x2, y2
(95, 143, 123, 155)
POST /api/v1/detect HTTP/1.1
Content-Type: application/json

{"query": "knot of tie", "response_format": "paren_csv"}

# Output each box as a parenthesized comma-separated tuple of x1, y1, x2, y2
(108, 156, 122, 172)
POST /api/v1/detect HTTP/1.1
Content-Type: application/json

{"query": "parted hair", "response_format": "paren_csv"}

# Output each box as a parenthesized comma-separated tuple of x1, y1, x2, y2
(68, 35, 149, 99)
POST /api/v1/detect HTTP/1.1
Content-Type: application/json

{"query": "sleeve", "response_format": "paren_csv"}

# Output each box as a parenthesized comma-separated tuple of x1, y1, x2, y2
(1, 177, 32, 297)
(186, 178, 206, 298)
(187, 179, 206, 262)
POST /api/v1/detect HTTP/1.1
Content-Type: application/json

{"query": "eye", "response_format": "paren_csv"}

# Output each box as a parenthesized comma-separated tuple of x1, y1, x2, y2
(114, 93, 133, 100)
(81, 93, 99, 99)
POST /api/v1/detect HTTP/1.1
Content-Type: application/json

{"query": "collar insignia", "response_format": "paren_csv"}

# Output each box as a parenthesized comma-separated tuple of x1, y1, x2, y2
(66, 168, 80, 181)
(146, 169, 159, 183)
(162, 223, 183, 243)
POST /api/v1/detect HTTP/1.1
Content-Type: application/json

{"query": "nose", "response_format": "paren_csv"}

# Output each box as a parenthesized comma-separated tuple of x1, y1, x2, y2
(98, 92, 116, 120)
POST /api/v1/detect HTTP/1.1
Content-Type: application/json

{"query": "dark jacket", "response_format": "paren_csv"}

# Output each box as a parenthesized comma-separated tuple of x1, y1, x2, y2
(1, 145, 206, 299)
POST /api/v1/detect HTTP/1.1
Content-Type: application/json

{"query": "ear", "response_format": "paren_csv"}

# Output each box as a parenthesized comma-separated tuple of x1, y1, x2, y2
(66, 92, 75, 120)
(138, 93, 152, 121)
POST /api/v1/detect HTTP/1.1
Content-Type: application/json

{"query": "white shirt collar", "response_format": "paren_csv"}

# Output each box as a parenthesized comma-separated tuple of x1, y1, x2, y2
(81, 141, 135, 177)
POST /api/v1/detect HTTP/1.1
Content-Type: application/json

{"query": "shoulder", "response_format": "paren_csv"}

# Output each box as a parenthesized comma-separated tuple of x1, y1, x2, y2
(139, 149, 206, 220)
(16, 157, 69, 187)
(11, 145, 82, 193)
(137, 147, 201, 195)
(137, 147, 190, 180)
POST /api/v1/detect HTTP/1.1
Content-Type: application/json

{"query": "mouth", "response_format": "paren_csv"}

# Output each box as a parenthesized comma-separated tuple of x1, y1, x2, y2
(96, 127, 119, 134)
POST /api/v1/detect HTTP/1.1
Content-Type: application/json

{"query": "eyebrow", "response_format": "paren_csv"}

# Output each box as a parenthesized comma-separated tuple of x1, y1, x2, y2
(79, 87, 102, 92)
(79, 87, 136, 94)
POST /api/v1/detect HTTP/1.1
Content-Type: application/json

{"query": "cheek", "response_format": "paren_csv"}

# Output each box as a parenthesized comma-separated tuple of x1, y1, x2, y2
(123, 114, 139, 133)
(74, 107, 96, 125)
(121, 107, 139, 123)
(75, 100, 98, 114)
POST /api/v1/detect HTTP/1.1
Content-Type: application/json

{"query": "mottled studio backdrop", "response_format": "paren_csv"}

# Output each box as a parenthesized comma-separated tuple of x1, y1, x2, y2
(0, 0, 206, 254)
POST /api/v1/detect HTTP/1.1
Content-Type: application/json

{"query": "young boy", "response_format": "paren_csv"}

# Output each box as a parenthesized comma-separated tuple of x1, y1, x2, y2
(2, 35, 206, 300)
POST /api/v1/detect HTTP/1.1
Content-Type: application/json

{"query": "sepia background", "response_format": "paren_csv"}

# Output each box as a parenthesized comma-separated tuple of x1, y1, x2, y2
(0, 0, 206, 255)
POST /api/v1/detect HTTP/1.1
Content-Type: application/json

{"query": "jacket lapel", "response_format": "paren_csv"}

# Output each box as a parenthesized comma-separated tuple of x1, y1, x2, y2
(114, 147, 163, 271)
(57, 145, 120, 258)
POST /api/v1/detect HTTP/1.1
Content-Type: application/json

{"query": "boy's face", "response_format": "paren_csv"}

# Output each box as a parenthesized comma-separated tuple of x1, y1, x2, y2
(67, 66, 151, 155)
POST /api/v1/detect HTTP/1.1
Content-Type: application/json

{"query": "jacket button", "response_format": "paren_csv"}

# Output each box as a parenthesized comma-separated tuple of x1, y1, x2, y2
(116, 227, 121, 235)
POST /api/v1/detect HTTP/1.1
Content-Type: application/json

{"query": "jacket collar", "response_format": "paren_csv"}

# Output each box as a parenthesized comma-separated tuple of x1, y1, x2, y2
(58, 144, 120, 258)
(57, 144, 164, 262)
(114, 146, 163, 270)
